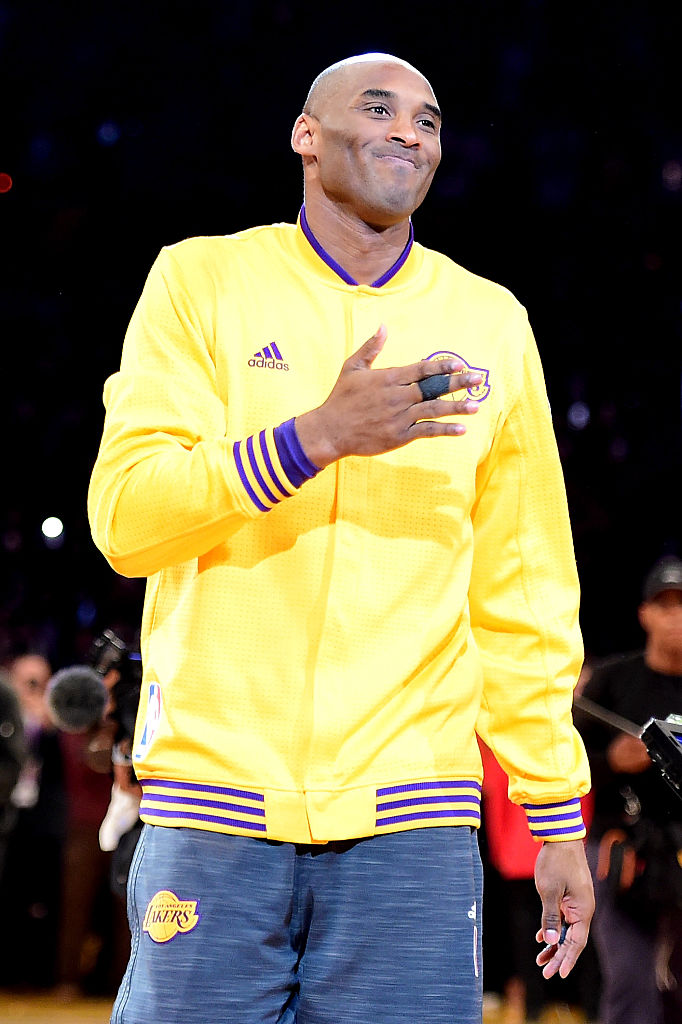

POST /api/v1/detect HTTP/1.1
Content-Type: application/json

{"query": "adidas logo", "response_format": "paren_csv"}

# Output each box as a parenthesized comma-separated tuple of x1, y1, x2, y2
(248, 342, 289, 371)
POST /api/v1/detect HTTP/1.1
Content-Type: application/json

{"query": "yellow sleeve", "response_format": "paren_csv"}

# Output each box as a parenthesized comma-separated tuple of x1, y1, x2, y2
(87, 247, 307, 578)
(471, 321, 590, 841)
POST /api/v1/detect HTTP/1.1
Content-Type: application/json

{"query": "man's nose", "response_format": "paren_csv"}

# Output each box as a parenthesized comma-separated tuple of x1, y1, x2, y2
(387, 113, 419, 147)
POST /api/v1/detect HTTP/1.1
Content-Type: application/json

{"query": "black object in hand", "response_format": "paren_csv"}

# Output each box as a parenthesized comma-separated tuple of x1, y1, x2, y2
(418, 373, 450, 402)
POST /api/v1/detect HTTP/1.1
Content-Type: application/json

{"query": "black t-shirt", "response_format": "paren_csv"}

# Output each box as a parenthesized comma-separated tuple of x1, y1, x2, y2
(576, 651, 682, 837)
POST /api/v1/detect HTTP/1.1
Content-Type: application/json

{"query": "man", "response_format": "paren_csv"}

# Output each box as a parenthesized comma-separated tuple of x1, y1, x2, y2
(0, 655, 64, 989)
(577, 555, 682, 1024)
(0, 668, 25, 874)
(88, 53, 594, 1024)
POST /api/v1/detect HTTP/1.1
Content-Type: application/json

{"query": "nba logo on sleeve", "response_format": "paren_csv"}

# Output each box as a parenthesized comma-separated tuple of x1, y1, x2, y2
(133, 682, 162, 762)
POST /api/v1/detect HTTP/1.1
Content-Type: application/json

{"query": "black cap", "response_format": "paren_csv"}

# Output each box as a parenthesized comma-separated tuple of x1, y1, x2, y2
(642, 556, 682, 602)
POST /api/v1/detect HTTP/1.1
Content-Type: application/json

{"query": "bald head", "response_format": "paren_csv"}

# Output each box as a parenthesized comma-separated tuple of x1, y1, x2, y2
(304, 53, 435, 119)
(292, 53, 441, 229)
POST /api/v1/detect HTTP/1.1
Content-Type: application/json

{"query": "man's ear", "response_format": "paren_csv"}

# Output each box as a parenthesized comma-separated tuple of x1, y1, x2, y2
(291, 113, 318, 156)
(638, 602, 650, 632)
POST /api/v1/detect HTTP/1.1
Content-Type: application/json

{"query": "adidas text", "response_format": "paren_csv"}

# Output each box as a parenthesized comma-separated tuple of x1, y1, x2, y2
(248, 357, 289, 370)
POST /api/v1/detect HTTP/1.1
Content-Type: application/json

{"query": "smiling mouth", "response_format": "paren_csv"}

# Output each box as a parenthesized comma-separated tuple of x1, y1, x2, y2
(376, 153, 420, 169)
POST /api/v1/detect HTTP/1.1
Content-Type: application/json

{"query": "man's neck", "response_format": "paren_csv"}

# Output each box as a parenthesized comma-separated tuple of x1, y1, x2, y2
(645, 641, 682, 676)
(302, 196, 411, 285)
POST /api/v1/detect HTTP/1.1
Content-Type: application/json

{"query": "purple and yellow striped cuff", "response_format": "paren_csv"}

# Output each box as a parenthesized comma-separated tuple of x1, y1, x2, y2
(522, 798, 586, 841)
(233, 418, 319, 513)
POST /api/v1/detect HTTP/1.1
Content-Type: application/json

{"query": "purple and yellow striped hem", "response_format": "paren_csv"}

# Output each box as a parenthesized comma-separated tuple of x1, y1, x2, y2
(522, 798, 586, 841)
(140, 779, 267, 836)
(375, 780, 482, 832)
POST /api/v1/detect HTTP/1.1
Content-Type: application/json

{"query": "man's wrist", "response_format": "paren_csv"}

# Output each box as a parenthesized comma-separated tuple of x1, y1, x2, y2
(274, 418, 320, 483)
(294, 409, 339, 471)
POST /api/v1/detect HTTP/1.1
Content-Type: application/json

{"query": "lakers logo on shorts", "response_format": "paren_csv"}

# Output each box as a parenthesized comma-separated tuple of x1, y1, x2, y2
(142, 890, 200, 943)
(425, 350, 491, 402)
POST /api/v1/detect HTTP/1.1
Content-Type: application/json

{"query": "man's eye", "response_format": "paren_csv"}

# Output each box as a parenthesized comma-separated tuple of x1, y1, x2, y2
(368, 105, 389, 115)
(418, 118, 437, 131)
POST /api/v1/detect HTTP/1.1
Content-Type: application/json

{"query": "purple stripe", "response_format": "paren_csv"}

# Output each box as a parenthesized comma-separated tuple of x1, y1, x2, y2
(529, 822, 585, 837)
(377, 780, 481, 797)
(371, 220, 414, 287)
(300, 205, 358, 285)
(300, 205, 414, 289)
(270, 341, 283, 361)
(522, 799, 580, 811)
(377, 794, 480, 812)
(274, 418, 319, 488)
(263, 345, 273, 359)
(246, 434, 279, 505)
(141, 807, 267, 832)
(259, 430, 290, 499)
(141, 794, 265, 817)
(526, 811, 584, 824)
(377, 808, 481, 827)
(233, 440, 269, 512)
(140, 779, 264, 802)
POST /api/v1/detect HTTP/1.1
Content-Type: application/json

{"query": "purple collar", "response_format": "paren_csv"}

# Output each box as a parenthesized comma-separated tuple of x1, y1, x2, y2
(299, 205, 414, 288)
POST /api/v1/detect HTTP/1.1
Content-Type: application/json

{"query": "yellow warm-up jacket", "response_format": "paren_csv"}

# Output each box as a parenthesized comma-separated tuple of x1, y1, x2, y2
(88, 217, 590, 844)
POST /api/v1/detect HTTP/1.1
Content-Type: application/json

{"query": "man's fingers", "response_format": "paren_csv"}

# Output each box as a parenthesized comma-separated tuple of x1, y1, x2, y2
(535, 920, 588, 979)
(299, 326, 486, 465)
(389, 357, 468, 386)
(413, 356, 467, 379)
(412, 370, 483, 405)
(415, 396, 480, 421)
(346, 324, 388, 370)
(346, 332, 483, 398)
(407, 389, 481, 438)
(533, 839, 595, 980)
(555, 922, 588, 978)
(540, 903, 563, 947)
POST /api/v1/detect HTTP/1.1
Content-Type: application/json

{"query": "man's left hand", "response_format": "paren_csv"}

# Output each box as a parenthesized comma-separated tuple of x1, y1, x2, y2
(534, 838, 595, 979)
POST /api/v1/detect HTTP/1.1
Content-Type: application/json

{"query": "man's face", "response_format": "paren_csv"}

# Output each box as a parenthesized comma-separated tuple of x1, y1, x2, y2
(305, 62, 441, 226)
(10, 654, 52, 726)
(639, 590, 682, 655)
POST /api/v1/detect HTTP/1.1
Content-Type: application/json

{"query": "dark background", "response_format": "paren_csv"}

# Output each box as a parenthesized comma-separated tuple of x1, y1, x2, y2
(1, 0, 680, 670)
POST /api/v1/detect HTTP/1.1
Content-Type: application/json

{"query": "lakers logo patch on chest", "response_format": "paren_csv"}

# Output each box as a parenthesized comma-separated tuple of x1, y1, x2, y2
(425, 350, 491, 402)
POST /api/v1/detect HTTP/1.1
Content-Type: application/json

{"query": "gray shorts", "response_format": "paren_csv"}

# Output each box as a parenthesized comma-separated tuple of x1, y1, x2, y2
(112, 823, 483, 1024)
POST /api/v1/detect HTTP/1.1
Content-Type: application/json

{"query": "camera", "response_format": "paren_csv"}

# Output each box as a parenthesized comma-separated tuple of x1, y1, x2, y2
(575, 694, 682, 805)
(89, 629, 142, 745)
(47, 628, 142, 745)
(641, 715, 682, 803)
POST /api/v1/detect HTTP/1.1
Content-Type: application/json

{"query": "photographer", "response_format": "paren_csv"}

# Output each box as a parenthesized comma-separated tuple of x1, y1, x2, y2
(576, 556, 682, 1024)
(0, 655, 69, 990)
(0, 667, 26, 874)
(47, 630, 144, 894)
(46, 630, 142, 996)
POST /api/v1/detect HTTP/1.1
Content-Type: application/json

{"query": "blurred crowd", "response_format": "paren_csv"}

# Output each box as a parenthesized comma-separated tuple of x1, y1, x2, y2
(0, 652, 130, 999)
